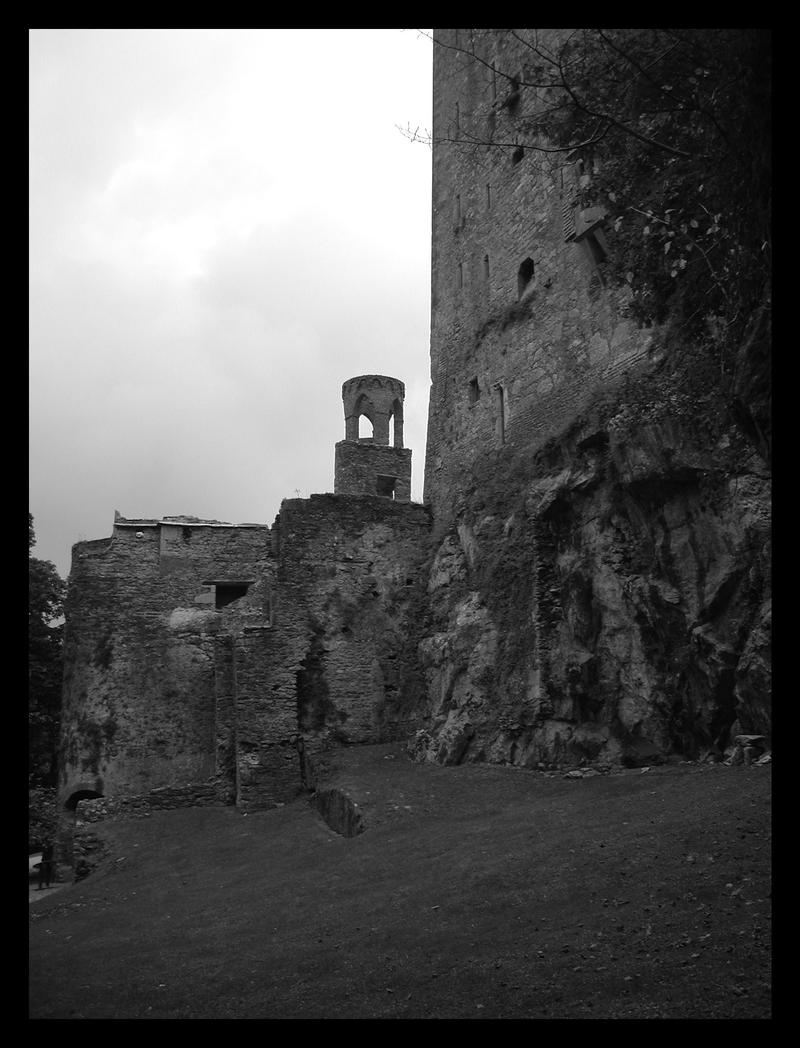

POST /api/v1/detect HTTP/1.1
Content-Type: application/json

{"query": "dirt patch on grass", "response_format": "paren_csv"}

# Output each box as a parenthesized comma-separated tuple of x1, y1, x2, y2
(29, 744, 770, 1019)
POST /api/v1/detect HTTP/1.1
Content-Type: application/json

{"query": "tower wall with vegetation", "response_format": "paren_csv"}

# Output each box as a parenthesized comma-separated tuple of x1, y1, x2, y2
(413, 28, 771, 770)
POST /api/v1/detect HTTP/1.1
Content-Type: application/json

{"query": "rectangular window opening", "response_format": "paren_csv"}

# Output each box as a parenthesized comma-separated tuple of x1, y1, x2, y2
(586, 229, 608, 266)
(468, 377, 480, 406)
(483, 255, 490, 280)
(215, 582, 251, 610)
(376, 475, 397, 499)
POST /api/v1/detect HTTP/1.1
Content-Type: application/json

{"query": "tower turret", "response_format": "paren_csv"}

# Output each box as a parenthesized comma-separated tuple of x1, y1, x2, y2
(334, 374, 412, 500)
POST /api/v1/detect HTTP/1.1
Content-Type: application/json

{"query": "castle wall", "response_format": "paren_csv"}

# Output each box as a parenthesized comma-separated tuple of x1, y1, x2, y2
(334, 441, 412, 500)
(413, 29, 771, 771)
(265, 495, 431, 764)
(57, 492, 432, 819)
(58, 518, 271, 810)
(424, 29, 653, 527)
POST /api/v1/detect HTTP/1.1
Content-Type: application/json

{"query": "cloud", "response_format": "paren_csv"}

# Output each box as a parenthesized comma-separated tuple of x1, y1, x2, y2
(30, 30, 433, 577)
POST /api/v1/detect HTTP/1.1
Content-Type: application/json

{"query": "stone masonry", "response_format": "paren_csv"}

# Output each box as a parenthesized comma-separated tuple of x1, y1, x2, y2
(424, 29, 653, 530)
(335, 375, 412, 501)
(58, 375, 431, 855)
(56, 30, 770, 877)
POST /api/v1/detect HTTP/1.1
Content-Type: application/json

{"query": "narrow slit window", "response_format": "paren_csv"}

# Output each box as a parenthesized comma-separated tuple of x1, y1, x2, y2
(468, 377, 480, 405)
(483, 254, 490, 280)
(455, 193, 461, 222)
(486, 183, 491, 210)
(495, 384, 506, 445)
(518, 257, 535, 298)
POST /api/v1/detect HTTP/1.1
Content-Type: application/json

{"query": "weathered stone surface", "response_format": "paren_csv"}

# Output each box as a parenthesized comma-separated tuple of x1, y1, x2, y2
(414, 344, 771, 770)
(269, 495, 431, 756)
(335, 375, 411, 500)
(424, 30, 654, 535)
(314, 787, 366, 837)
(408, 30, 770, 772)
(56, 31, 771, 873)
(59, 517, 271, 811)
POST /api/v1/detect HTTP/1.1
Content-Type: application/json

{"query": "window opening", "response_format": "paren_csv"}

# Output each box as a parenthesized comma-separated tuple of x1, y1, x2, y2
(455, 193, 461, 222)
(495, 383, 506, 445)
(376, 475, 397, 499)
(512, 145, 524, 165)
(518, 257, 535, 298)
(483, 255, 490, 280)
(468, 377, 480, 405)
(486, 183, 491, 210)
(391, 397, 404, 448)
(506, 76, 521, 110)
(584, 229, 608, 267)
(358, 414, 374, 440)
(215, 583, 250, 610)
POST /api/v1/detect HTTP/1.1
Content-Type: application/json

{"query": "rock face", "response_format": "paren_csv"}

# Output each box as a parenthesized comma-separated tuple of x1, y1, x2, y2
(411, 29, 770, 770)
(412, 348, 771, 769)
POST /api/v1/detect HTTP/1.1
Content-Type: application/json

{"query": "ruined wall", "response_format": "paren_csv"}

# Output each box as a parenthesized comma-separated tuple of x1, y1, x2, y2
(57, 488, 432, 819)
(58, 517, 271, 810)
(261, 495, 432, 773)
(424, 29, 653, 529)
(334, 442, 412, 501)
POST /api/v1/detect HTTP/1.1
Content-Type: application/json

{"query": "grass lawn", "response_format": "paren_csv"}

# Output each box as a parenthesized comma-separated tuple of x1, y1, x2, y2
(28, 743, 771, 1019)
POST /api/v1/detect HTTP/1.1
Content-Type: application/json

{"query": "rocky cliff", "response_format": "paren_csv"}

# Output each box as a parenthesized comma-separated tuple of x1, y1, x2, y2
(412, 331, 771, 770)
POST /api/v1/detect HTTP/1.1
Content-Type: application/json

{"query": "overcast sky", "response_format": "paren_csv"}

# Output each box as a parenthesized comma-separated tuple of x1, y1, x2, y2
(29, 29, 433, 579)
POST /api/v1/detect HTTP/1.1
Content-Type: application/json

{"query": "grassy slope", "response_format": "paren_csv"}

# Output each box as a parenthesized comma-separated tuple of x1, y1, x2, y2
(29, 743, 771, 1019)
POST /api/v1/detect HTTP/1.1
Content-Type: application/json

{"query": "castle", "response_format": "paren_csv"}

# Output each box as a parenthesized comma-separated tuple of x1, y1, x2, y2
(57, 30, 771, 870)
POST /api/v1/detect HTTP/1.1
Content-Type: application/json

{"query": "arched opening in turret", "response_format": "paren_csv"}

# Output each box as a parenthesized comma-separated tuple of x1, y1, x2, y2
(358, 414, 374, 441)
(390, 398, 404, 448)
(354, 393, 376, 442)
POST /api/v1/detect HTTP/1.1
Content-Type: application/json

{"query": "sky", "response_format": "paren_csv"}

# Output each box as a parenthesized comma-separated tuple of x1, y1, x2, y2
(29, 29, 434, 580)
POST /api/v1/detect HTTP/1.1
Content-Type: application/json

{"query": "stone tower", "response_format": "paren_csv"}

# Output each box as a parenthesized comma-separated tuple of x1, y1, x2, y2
(423, 29, 652, 528)
(334, 374, 412, 500)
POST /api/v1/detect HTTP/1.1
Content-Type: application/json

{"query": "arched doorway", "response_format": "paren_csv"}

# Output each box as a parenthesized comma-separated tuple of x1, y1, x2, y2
(54, 786, 104, 882)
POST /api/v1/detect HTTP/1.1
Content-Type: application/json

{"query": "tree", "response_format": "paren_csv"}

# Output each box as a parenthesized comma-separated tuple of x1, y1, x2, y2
(29, 514, 65, 789)
(405, 29, 771, 458)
